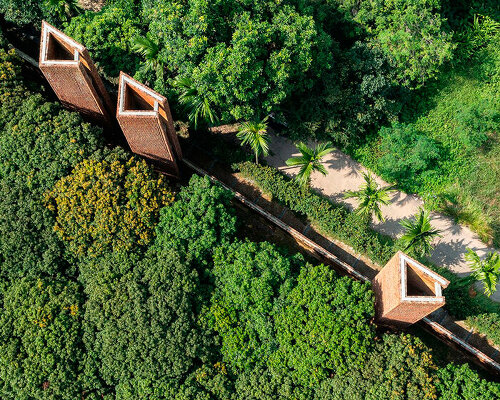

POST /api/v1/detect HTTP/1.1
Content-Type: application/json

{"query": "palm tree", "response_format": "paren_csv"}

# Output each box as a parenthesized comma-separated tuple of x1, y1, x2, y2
(400, 208, 441, 257)
(285, 142, 334, 187)
(173, 76, 217, 130)
(465, 248, 500, 297)
(236, 117, 270, 164)
(131, 35, 164, 77)
(344, 172, 395, 223)
(44, 0, 81, 21)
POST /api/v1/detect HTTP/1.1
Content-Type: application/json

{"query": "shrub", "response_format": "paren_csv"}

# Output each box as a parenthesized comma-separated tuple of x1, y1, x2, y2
(378, 122, 440, 183)
(210, 240, 299, 371)
(455, 98, 499, 149)
(0, 276, 84, 399)
(155, 175, 237, 266)
(47, 149, 173, 259)
(465, 313, 500, 348)
(0, 0, 43, 25)
(235, 161, 396, 264)
(0, 96, 103, 192)
(65, 5, 142, 79)
(315, 334, 437, 400)
(271, 264, 375, 386)
(435, 362, 500, 400)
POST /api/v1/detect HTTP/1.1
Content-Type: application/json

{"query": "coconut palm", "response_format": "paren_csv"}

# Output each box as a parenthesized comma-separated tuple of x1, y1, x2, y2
(173, 76, 217, 129)
(237, 117, 270, 164)
(344, 172, 395, 223)
(465, 248, 500, 297)
(285, 142, 334, 187)
(131, 35, 164, 75)
(400, 208, 441, 257)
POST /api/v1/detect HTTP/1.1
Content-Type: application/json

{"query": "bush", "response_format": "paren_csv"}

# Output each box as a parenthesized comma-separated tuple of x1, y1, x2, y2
(378, 122, 440, 183)
(435, 362, 500, 399)
(65, 5, 142, 80)
(455, 98, 499, 149)
(0, 276, 85, 399)
(47, 149, 173, 259)
(0, 0, 43, 25)
(235, 161, 396, 264)
(465, 313, 500, 348)
(271, 265, 375, 386)
(143, 0, 334, 122)
(155, 175, 237, 266)
(0, 96, 103, 191)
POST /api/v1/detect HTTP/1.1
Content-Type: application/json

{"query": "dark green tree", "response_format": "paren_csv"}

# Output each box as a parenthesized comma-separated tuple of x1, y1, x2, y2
(210, 240, 299, 370)
(81, 247, 213, 399)
(315, 334, 438, 400)
(155, 175, 237, 266)
(0, 276, 85, 399)
(271, 264, 375, 386)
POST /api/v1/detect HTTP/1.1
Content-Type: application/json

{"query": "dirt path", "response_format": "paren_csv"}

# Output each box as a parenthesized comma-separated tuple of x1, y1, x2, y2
(265, 135, 500, 302)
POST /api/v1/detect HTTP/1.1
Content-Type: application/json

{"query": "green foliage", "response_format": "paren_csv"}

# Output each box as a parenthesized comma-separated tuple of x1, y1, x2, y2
(286, 142, 334, 187)
(235, 161, 396, 264)
(43, 0, 81, 23)
(0, 0, 44, 25)
(378, 122, 440, 184)
(465, 248, 500, 297)
(400, 208, 441, 257)
(435, 363, 500, 400)
(0, 276, 84, 399)
(335, 0, 454, 88)
(81, 247, 213, 399)
(47, 149, 173, 259)
(0, 96, 102, 192)
(0, 48, 33, 129)
(64, 5, 142, 79)
(237, 117, 270, 164)
(315, 334, 437, 400)
(0, 92, 102, 278)
(155, 175, 236, 266)
(466, 313, 500, 348)
(344, 171, 395, 223)
(210, 240, 298, 371)
(455, 14, 500, 60)
(455, 98, 499, 149)
(271, 265, 375, 386)
(143, 0, 334, 122)
(174, 76, 218, 129)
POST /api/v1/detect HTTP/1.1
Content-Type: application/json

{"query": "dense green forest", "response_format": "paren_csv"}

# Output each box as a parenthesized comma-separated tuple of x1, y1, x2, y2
(0, 0, 500, 398)
(0, 29, 499, 400)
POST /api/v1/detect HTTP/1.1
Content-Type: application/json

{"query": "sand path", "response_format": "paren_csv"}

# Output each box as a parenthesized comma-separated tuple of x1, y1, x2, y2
(265, 135, 500, 301)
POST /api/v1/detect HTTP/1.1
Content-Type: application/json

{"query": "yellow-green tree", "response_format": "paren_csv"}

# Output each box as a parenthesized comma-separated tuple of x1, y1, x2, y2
(46, 149, 174, 259)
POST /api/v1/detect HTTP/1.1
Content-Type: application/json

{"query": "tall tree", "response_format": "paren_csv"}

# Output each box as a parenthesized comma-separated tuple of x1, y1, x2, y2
(465, 249, 500, 297)
(400, 208, 441, 257)
(285, 142, 334, 187)
(236, 117, 270, 164)
(344, 172, 395, 223)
